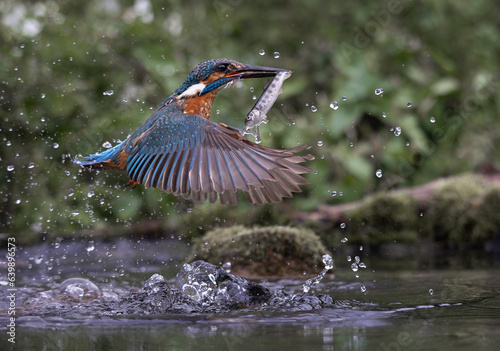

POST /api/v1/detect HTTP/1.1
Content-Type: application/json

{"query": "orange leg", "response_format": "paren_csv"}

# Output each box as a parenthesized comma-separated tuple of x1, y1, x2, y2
(128, 180, 140, 188)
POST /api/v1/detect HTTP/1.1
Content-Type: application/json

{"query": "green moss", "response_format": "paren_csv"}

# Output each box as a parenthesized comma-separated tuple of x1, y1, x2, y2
(188, 225, 331, 277)
(425, 174, 485, 241)
(452, 183, 500, 245)
(343, 192, 419, 246)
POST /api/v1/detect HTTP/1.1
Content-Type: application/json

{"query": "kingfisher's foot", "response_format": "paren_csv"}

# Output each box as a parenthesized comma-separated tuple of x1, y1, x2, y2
(128, 180, 139, 188)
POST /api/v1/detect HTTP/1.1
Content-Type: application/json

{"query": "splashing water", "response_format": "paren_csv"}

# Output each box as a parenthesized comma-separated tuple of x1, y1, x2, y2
(303, 254, 334, 293)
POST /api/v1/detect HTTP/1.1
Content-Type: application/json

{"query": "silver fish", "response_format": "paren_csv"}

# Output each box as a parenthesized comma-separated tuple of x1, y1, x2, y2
(242, 70, 292, 143)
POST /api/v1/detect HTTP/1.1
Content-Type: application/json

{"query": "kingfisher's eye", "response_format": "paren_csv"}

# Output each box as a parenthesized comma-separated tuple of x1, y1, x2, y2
(215, 63, 229, 72)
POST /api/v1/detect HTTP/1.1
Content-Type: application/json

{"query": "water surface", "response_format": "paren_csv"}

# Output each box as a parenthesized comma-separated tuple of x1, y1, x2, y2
(1, 238, 498, 350)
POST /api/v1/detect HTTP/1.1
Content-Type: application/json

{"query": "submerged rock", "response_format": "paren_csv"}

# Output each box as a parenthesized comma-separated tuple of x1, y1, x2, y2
(19, 261, 335, 317)
(187, 225, 332, 278)
(175, 260, 271, 309)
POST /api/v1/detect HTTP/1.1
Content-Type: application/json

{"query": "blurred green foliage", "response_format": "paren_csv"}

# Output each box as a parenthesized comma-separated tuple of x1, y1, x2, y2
(1, 0, 499, 238)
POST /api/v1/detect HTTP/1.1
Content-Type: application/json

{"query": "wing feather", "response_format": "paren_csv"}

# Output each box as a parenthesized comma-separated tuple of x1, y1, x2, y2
(124, 113, 313, 204)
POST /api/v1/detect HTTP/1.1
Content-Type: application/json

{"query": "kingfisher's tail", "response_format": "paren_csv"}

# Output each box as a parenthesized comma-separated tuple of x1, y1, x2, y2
(73, 142, 125, 170)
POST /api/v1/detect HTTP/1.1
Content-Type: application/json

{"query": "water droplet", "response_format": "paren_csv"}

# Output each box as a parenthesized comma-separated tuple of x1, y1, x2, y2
(102, 141, 112, 148)
(341, 237, 348, 243)
(347, 256, 352, 262)
(317, 140, 323, 147)
(67, 188, 75, 197)
(351, 263, 359, 272)
(342, 96, 347, 101)
(87, 185, 95, 198)
(86, 241, 95, 252)
(53, 142, 59, 149)
(429, 288, 434, 296)
(310, 105, 317, 112)
(28, 162, 35, 169)
(7, 165, 15, 171)
(6, 141, 12, 146)
(103, 90, 114, 96)
(330, 191, 337, 196)
(259, 49, 265, 56)
(329, 101, 339, 110)
(273, 51, 280, 58)
(15, 199, 21, 204)
(406, 101, 412, 108)
(430, 116, 435, 123)
(376, 169, 383, 178)
(322, 254, 334, 270)
(71, 210, 79, 216)
(394, 126, 401, 136)
(249, 87, 254, 92)
(222, 262, 231, 273)
(360, 284, 367, 293)
(340, 222, 346, 229)
(41, 93, 46, 99)
(374, 88, 384, 96)
(359, 262, 367, 268)
(382, 112, 387, 118)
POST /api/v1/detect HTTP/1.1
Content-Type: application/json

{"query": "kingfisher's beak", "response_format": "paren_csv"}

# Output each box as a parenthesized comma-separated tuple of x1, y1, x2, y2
(226, 64, 290, 79)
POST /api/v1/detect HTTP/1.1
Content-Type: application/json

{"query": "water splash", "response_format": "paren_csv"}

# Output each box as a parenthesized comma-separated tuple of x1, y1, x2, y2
(303, 254, 334, 293)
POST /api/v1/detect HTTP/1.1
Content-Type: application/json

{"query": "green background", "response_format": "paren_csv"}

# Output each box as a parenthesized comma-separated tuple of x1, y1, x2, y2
(1, 0, 499, 239)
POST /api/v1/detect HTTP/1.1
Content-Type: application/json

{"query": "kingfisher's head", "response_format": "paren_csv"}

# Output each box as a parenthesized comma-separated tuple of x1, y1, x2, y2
(172, 58, 286, 119)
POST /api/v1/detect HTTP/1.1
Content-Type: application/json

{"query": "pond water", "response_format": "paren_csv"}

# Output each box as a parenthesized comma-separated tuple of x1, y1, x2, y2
(1, 238, 499, 351)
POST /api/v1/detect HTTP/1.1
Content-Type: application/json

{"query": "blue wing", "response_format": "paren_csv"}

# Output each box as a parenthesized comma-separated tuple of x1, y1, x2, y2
(124, 112, 313, 205)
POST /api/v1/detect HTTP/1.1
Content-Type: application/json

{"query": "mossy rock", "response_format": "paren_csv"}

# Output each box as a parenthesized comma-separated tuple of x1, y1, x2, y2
(343, 192, 419, 246)
(452, 183, 500, 245)
(425, 174, 485, 241)
(187, 225, 332, 278)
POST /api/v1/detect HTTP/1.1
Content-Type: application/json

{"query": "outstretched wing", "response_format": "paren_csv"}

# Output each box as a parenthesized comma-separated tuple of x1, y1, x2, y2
(124, 113, 314, 205)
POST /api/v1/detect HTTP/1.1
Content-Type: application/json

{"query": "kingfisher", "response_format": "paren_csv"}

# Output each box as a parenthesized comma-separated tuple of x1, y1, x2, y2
(74, 59, 314, 205)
